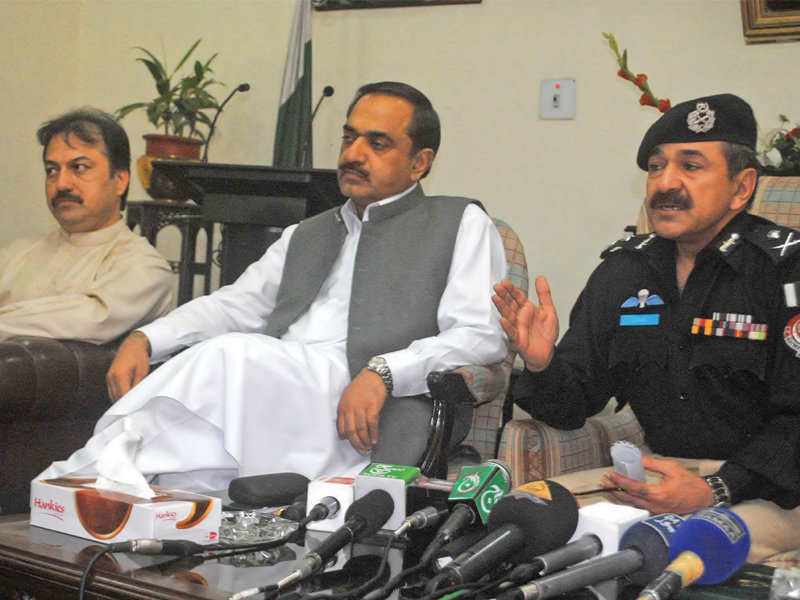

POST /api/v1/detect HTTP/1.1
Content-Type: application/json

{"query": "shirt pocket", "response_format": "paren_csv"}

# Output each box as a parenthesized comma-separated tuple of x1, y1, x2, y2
(689, 336, 768, 381)
(608, 326, 668, 371)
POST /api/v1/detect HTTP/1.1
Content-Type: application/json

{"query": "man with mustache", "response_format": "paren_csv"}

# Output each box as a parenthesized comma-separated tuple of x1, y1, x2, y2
(0, 108, 172, 344)
(41, 82, 506, 489)
(494, 94, 800, 561)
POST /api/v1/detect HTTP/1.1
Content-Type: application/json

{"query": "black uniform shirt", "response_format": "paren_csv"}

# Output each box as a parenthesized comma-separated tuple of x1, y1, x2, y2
(515, 212, 800, 508)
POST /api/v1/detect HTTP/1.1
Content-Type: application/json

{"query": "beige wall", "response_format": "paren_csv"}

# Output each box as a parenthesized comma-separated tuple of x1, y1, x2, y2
(1, 0, 798, 323)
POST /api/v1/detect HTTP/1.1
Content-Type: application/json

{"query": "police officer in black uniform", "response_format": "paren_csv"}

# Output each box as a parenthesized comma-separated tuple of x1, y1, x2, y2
(493, 93, 800, 561)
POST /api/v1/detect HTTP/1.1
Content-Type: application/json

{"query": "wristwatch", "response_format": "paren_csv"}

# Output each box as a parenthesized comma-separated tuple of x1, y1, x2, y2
(366, 356, 393, 394)
(703, 475, 732, 508)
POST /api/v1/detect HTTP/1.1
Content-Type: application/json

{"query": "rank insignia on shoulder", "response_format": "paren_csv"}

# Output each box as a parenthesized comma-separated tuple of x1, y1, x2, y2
(745, 223, 800, 263)
(621, 288, 664, 309)
(601, 233, 656, 259)
(785, 314, 800, 357)
(786, 282, 799, 308)
(692, 313, 768, 341)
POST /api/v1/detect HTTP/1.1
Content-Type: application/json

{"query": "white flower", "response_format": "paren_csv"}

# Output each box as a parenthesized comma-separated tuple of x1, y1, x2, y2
(759, 147, 784, 168)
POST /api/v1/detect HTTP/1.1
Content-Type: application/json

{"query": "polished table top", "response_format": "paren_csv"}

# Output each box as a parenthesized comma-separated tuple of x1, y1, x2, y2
(0, 515, 776, 600)
(0, 515, 405, 599)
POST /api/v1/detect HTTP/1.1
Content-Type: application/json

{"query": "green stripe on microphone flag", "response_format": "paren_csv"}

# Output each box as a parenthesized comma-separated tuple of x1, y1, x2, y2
(273, 0, 312, 168)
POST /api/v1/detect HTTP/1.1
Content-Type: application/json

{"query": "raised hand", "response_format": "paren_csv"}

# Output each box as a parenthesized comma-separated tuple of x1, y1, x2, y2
(492, 275, 559, 372)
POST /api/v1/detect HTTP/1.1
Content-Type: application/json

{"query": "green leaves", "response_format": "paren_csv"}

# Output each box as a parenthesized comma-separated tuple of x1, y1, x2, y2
(115, 39, 223, 140)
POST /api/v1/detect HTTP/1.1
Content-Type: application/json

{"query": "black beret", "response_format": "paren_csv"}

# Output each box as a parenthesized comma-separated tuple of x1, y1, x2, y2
(637, 94, 757, 170)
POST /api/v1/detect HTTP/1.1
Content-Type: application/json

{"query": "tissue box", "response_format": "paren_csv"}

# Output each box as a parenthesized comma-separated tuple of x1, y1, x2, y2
(30, 476, 221, 544)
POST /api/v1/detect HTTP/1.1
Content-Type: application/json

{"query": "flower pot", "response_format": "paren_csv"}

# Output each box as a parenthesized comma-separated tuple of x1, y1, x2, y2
(136, 134, 204, 201)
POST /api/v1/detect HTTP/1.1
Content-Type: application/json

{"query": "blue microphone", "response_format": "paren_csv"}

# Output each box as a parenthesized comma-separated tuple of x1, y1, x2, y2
(637, 508, 750, 600)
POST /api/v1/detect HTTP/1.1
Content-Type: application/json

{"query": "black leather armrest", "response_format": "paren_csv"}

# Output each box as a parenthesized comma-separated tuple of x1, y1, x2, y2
(0, 337, 119, 423)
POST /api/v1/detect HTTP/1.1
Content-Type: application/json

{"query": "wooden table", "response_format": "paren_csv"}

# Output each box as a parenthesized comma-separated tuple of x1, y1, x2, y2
(0, 515, 283, 599)
(0, 516, 403, 600)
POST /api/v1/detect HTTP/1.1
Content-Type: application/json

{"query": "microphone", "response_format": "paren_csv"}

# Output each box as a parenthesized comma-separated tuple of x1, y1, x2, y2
(497, 513, 684, 600)
(281, 492, 308, 521)
(107, 538, 206, 556)
(227, 472, 309, 507)
(419, 459, 512, 565)
(202, 82, 250, 163)
(504, 534, 604, 585)
(300, 85, 335, 169)
(392, 505, 450, 536)
(431, 480, 579, 590)
(231, 489, 394, 599)
(300, 496, 341, 527)
(637, 508, 750, 600)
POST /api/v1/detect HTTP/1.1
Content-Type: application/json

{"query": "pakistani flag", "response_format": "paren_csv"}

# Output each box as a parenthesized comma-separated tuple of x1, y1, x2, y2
(273, 0, 312, 169)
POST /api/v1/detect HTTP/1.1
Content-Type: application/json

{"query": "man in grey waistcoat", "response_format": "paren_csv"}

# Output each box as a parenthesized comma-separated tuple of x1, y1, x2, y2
(39, 82, 508, 492)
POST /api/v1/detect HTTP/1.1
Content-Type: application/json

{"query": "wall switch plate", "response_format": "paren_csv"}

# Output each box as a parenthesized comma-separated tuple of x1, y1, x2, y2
(540, 78, 576, 119)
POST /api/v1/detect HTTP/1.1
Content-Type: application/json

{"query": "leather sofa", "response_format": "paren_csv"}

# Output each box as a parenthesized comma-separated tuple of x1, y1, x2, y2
(0, 337, 118, 514)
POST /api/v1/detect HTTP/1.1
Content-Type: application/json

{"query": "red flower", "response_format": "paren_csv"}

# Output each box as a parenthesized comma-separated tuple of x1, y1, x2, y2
(789, 127, 800, 138)
(634, 74, 648, 88)
(658, 99, 671, 113)
(639, 93, 656, 107)
(617, 69, 633, 82)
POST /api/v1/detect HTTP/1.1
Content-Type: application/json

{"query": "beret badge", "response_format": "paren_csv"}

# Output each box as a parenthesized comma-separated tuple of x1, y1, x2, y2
(687, 102, 716, 134)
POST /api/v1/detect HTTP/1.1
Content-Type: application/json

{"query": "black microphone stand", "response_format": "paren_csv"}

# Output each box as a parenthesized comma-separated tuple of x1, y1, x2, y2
(300, 85, 334, 169)
(202, 83, 250, 163)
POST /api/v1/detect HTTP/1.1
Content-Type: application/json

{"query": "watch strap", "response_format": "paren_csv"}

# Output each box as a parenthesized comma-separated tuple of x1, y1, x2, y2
(703, 475, 732, 508)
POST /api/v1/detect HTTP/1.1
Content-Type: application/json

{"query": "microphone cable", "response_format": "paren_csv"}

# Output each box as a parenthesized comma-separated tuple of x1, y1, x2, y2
(78, 524, 307, 600)
(296, 532, 398, 600)
(78, 545, 114, 600)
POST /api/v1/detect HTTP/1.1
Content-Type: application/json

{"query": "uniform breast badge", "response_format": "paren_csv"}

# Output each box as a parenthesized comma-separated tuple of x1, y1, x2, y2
(620, 289, 663, 326)
(784, 314, 800, 357)
(691, 312, 768, 341)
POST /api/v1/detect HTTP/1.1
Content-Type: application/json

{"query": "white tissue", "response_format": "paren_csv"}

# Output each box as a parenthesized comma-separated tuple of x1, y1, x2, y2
(86, 428, 156, 499)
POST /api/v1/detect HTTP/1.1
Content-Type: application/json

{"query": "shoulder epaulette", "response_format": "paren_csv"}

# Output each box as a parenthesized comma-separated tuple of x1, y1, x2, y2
(600, 232, 658, 259)
(742, 220, 800, 264)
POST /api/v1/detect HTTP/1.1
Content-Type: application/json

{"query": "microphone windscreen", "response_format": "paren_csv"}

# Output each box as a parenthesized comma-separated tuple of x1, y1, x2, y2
(487, 480, 579, 561)
(323, 85, 334, 97)
(668, 508, 750, 585)
(345, 489, 394, 536)
(228, 472, 310, 507)
(238, 83, 251, 92)
(620, 513, 684, 585)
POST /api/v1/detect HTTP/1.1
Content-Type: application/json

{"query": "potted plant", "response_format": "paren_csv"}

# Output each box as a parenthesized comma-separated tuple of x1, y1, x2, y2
(116, 39, 224, 200)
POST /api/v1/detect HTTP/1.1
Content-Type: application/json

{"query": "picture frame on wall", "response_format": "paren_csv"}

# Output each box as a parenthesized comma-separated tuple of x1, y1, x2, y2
(741, 0, 800, 44)
(313, 0, 481, 10)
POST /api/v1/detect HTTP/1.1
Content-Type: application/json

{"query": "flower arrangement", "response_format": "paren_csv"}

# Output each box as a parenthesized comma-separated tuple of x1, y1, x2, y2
(603, 33, 671, 114)
(759, 115, 800, 175)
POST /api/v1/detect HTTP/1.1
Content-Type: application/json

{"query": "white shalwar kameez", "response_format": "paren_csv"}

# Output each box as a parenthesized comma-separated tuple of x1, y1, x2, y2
(40, 186, 508, 492)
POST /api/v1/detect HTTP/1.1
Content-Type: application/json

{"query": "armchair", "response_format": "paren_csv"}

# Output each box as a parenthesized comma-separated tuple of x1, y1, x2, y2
(374, 218, 527, 479)
(0, 337, 118, 514)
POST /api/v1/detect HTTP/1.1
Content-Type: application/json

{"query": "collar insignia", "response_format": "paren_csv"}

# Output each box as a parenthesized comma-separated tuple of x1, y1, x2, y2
(687, 102, 715, 133)
(635, 233, 657, 250)
(718, 233, 741, 255)
(621, 288, 664, 309)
